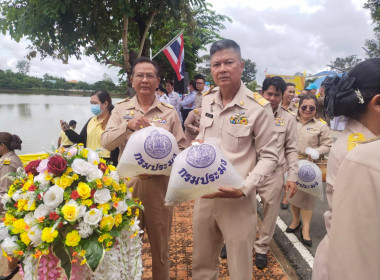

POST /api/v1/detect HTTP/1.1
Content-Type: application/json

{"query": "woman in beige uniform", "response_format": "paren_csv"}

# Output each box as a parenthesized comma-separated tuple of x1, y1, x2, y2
(0, 132, 23, 280)
(286, 94, 332, 247)
(313, 58, 380, 279)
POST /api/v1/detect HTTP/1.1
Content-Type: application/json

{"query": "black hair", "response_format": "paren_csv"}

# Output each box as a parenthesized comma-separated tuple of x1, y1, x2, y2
(91, 90, 114, 113)
(324, 58, 380, 119)
(298, 94, 318, 116)
(69, 120, 77, 126)
(189, 80, 197, 91)
(262, 76, 287, 95)
(210, 39, 241, 59)
(286, 83, 295, 88)
(0, 132, 22, 151)
(194, 74, 205, 82)
(165, 80, 174, 86)
(131, 57, 159, 76)
(156, 86, 168, 95)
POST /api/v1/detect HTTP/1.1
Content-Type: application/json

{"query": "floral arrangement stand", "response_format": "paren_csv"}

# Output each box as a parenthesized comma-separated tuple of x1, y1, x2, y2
(0, 145, 143, 279)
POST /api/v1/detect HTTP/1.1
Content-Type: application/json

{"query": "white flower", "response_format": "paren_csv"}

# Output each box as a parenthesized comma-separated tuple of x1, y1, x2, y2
(28, 225, 42, 246)
(0, 223, 10, 241)
(94, 189, 111, 204)
(11, 190, 22, 202)
(87, 149, 100, 164)
(1, 236, 19, 255)
(34, 173, 50, 187)
(43, 185, 64, 209)
(78, 221, 93, 238)
(36, 159, 49, 173)
(115, 201, 128, 214)
(109, 171, 119, 182)
(72, 158, 92, 176)
(34, 204, 49, 219)
(24, 213, 36, 226)
(83, 208, 103, 225)
(1, 194, 10, 207)
(86, 166, 103, 182)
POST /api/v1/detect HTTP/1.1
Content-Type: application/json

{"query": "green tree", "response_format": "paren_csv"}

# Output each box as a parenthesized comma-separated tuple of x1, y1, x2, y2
(0, 0, 206, 78)
(364, 0, 380, 57)
(16, 60, 30, 75)
(328, 55, 362, 73)
(241, 59, 257, 85)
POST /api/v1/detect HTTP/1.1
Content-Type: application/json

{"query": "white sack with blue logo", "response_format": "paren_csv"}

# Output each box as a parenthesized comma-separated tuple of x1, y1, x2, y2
(296, 160, 323, 198)
(117, 126, 180, 178)
(165, 143, 244, 206)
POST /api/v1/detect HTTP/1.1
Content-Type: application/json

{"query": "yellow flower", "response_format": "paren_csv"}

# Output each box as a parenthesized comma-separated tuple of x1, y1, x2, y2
(65, 230, 81, 247)
(55, 175, 74, 189)
(7, 185, 16, 197)
(41, 227, 58, 243)
(100, 158, 106, 164)
(65, 167, 73, 174)
(108, 165, 116, 172)
(127, 207, 132, 217)
(99, 215, 114, 231)
(77, 182, 91, 199)
(112, 181, 120, 191)
(98, 233, 112, 242)
(80, 259, 87, 265)
(24, 201, 36, 211)
(106, 241, 113, 248)
(97, 203, 110, 214)
(130, 219, 135, 226)
(128, 187, 133, 193)
(81, 199, 93, 207)
(80, 149, 89, 158)
(114, 214, 122, 227)
(80, 250, 86, 257)
(61, 201, 81, 222)
(12, 219, 27, 234)
(96, 179, 103, 189)
(102, 177, 112, 186)
(4, 214, 16, 226)
(120, 183, 127, 193)
(72, 174, 79, 180)
(17, 199, 27, 212)
(20, 232, 31, 245)
(22, 179, 33, 192)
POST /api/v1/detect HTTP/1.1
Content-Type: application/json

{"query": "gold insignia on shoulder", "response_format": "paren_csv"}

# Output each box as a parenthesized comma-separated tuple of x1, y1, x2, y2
(203, 85, 215, 96)
(294, 102, 299, 108)
(240, 100, 245, 106)
(161, 102, 174, 109)
(2, 158, 11, 165)
(117, 98, 130, 104)
(194, 109, 199, 114)
(319, 118, 327, 124)
(286, 109, 296, 116)
(347, 133, 366, 151)
(252, 92, 269, 106)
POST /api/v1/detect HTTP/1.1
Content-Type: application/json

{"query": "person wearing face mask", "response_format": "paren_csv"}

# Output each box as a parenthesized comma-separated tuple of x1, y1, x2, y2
(60, 90, 119, 164)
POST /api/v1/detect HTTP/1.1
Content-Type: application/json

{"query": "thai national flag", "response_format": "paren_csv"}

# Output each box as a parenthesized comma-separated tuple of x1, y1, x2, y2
(163, 33, 185, 81)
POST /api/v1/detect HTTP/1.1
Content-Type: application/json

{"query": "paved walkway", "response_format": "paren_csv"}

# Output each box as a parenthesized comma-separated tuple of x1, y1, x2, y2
(142, 201, 290, 279)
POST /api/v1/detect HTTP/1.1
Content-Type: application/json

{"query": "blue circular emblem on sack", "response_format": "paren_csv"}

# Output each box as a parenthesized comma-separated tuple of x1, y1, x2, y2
(186, 144, 216, 168)
(298, 165, 316, 182)
(144, 130, 172, 159)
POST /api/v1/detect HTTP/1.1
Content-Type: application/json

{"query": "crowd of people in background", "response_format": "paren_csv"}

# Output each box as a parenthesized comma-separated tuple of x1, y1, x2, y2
(1, 39, 379, 280)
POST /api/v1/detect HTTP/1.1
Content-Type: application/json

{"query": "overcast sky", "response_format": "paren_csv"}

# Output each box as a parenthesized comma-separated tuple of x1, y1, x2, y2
(0, 0, 374, 85)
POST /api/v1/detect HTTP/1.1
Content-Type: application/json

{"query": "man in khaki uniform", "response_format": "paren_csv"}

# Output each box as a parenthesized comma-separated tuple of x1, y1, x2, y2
(281, 83, 298, 116)
(101, 57, 186, 280)
(192, 39, 278, 280)
(328, 137, 380, 280)
(254, 76, 298, 269)
(184, 108, 202, 147)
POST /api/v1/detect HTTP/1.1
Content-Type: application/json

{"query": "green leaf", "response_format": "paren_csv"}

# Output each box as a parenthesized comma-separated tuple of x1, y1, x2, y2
(108, 228, 120, 238)
(52, 237, 72, 280)
(81, 234, 105, 272)
(127, 199, 144, 210)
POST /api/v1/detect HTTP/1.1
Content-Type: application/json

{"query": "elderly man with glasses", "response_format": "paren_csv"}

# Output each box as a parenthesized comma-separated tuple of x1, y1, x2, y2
(101, 57, 186, 280)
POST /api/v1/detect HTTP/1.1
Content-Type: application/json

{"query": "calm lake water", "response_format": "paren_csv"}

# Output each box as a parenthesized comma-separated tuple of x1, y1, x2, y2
(1, 93, 122, 155)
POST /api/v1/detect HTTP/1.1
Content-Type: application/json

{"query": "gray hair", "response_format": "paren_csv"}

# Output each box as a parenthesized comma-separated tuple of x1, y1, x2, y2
(210, 39, 241, 59)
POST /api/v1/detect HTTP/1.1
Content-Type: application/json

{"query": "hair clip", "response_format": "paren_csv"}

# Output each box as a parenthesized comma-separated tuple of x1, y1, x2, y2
(355, 90, 364, 104)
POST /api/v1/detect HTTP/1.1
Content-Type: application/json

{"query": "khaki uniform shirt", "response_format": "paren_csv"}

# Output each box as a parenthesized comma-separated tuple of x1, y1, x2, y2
(273, 106, 298, 182)
(101, 95, 186, 157)
(328, 137, 380, 280)
(297, 117, 332, 157)
(282, 101, 298, 116)
(197, 82, 278, 197)
(324, 119, 375, 233)
(0, 151, 23, 196)
(184, 108, 201, 147)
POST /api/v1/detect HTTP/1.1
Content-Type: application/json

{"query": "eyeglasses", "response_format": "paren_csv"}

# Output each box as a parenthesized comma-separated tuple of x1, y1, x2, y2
(196, 82, 204, 85)
(133, 73, 157, 80)
(301, 105, 316, 112)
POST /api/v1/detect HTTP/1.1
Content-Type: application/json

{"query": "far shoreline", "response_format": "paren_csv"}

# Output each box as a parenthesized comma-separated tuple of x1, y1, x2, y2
(0, 87, 127, 98)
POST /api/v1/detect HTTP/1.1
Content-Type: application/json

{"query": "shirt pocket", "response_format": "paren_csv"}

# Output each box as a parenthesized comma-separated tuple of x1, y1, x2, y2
(306, 130, 320, 148)
(275, 125, 287, 146)
(201, 116, 214, 129)
(223, 123, 251, 153)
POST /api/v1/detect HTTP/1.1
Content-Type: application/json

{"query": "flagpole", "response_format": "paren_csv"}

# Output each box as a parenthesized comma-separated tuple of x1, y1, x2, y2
(152, 30, 183, 60)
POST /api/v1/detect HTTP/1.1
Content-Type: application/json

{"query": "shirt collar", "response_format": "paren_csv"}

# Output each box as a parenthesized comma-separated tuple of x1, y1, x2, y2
(214, 81, 248, 110)
(128, 95, 163, 113)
